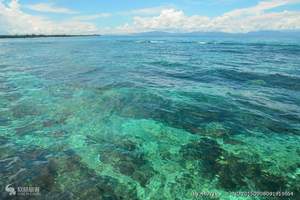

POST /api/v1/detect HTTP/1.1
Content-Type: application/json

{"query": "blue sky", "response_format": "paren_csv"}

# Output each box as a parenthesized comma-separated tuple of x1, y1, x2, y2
(21, 0, 265, 25)
(0, 0, 300, 34)
(22, 0, 261, 17)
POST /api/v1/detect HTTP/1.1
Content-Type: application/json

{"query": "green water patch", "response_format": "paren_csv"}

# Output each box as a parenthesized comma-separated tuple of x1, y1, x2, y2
(1, 71, 299, 199)
(249, 79, 266, 86)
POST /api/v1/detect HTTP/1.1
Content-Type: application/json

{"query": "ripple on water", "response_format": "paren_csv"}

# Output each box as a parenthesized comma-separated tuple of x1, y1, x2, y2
(1, 37, 300, 199)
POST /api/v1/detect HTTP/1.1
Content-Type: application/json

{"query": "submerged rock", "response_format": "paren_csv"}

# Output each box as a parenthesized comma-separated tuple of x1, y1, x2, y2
(180, 138, 222, 176)
(11, 103, 40, 119)
(180, 137, 294, 193)
(110, 90, 234, 134)
(99, 139, 156, 187)
(0, 145, 139, 200)
(203, 122, 229, 138)
(75, 176, 138, 200)
(58, 149, 139, 200)
(0, 147, 60, 199)
(50, 130, 67, 137)
(14, 123, 39, 136)
(255, 171, 288, 191)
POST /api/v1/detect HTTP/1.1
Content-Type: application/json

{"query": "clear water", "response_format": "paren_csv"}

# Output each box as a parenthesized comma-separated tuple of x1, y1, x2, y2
(0, 36, 300, 199)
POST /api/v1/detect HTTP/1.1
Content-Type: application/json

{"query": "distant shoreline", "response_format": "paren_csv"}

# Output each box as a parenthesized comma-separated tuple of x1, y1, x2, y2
(0, 34, 101, 39)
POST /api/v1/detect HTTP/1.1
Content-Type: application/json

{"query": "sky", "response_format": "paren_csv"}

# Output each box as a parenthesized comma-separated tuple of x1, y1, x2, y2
(0, 0, 300, 35)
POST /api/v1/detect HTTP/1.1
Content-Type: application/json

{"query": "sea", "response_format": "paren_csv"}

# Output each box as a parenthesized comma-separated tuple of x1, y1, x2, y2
(0, 35, 299, 199)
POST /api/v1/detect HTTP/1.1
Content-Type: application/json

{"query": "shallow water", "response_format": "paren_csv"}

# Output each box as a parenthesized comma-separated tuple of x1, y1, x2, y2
(0, 36, 300, 199)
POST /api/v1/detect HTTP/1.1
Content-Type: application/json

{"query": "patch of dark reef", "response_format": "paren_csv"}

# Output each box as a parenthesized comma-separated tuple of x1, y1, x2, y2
(106, 88, 299, 138)
(180, 138, 223, 178)
(0, 145, 138, 200)
(180, 137, 300, 197)
(11, 103, 42, 119)
(0, 147, 59, 199)
(96, 137, 156, 187)
(104, 89, 244, 136)
(214, 69, 300, 91)
(59, 149, 138, 200)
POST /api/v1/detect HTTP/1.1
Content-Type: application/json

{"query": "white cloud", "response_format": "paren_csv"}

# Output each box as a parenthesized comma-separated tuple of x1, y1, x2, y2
(71, 13, 112, 21)
(1, 0, 300, 35)
(121, 5, 175, 16)
(26, 2, 78, 14)
(130, 9, 210, 32)
(0, 0, 97, 34)
(114, 0, 300, 34)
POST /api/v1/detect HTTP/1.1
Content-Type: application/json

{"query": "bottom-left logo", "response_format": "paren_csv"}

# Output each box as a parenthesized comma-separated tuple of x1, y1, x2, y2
(5, 184, 16, 196)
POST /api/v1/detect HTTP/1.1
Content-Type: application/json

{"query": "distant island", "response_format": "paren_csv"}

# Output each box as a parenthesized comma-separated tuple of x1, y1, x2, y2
(2, 31, 300, 39)
(128, 30, 300, 38)
(0, 34, 101, 39)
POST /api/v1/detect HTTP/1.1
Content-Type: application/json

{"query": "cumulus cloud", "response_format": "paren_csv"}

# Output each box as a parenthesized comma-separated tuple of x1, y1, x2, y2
(0, 0, 300, 35)
(121, 5, 175, 16)
(26, 2, 78, 14)
(116, 0, 300, 33)
(71, 13, 112, 21)
(130, 9, 210, 32)
(0, 0, 97, 34)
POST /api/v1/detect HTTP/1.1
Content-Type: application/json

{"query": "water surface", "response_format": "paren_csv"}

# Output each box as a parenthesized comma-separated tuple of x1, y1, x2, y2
(0, 36, 300, 199)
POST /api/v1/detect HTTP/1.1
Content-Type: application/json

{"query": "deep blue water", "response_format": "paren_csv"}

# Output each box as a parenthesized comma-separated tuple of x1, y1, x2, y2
(0, 36, 300, 199)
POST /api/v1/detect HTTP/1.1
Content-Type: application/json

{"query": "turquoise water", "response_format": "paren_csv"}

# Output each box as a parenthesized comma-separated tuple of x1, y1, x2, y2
(0, 36, 300, 199)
